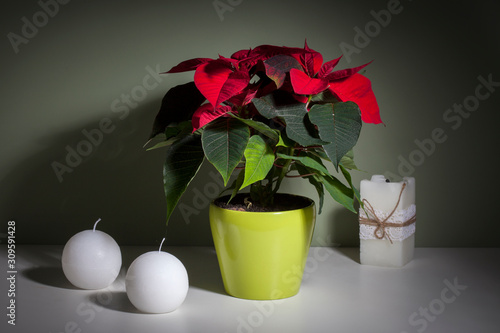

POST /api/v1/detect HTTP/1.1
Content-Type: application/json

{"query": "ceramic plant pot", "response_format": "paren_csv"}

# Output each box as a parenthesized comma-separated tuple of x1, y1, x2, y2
(209, 193, 316, 300)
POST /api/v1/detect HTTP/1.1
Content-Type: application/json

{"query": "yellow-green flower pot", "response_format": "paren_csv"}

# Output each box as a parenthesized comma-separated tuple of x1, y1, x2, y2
(209, 194, 316, 300)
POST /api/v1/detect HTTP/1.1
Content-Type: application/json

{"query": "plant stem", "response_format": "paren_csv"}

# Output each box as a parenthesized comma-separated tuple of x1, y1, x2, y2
(272, 147, 294, 196)
(286, 172, 315, 178)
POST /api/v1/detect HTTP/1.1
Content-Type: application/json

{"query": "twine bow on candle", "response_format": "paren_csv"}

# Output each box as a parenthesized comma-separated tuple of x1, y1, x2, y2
(359, 182, 416, 244)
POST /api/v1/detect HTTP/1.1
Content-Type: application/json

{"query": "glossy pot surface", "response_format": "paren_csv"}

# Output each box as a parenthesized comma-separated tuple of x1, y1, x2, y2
(209, 194, 316, 300)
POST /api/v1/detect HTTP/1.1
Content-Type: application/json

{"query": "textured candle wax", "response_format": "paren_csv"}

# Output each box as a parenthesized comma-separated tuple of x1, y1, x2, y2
(359, 175, 416, 267)
(62, 219, 122, 289)
(125, 239, 189, 314)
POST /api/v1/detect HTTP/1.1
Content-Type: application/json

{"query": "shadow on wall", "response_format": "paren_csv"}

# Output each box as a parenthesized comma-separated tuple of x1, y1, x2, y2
(0, 99, 213, 246)
(329, 205, 360, 247)
(0, 97, 364, 246)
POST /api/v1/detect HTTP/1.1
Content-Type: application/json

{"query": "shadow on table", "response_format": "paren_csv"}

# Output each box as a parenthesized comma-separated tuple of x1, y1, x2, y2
(23, 266, 80, 290)
(119, 246, 226, 297)
(22, 245, 227, 314)
(87, 291, 143, 314)
(167, 246, 226, 296)
(88, 246, 226, 313)
(333, 247, 360, 264)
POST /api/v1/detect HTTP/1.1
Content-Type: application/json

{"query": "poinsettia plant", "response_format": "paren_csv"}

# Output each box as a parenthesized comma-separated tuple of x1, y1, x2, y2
(147, 42, 382, 224)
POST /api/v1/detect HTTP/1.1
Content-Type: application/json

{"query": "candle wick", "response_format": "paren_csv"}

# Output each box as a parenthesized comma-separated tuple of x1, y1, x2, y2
(159, 237, 166, 253)
(93, 218, 101, 232)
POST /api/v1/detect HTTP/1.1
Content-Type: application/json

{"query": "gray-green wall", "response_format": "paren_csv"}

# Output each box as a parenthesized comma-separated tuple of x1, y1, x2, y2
(1, 0, 499, 246)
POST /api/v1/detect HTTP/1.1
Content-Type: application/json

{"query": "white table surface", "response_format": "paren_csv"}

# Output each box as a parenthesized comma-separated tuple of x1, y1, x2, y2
(2, 245, 499, 333)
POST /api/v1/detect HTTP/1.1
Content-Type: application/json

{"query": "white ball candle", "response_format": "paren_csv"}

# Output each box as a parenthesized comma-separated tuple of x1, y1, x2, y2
(126, 238, 189, 314)
(62, 218, 122, 289)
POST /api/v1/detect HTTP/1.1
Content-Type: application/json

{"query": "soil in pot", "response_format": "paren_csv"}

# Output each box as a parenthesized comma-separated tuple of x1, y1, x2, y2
(213, 193, 312, 213)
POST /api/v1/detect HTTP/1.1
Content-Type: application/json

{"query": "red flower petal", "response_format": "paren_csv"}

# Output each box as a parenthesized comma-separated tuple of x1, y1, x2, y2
(324, 61, 373, 81)
(216, 70, 250, 106)
(292, 94, 309, 104)
(194, 59, 249, 107)
(231, 48, 252, 60)
(249, 45, 306, 59)
(237, 45, 307, 69)
(328, 74, 382, 124)
(301, 40, 323, 76)
(290, 68, 330, 95)
(192, 104, 232, 131)
(165, 58, 212, 73)
(227, 86, 258, 106)
(317, 55, 342, 78)
(218, 55, 239, 67)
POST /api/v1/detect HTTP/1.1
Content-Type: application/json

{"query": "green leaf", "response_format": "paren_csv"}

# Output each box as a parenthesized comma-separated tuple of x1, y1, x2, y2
(277, 153, 329, 175)
(228, 113, 279, 143)
(252, 95, 327, 147)
(163, 134, 205, 224)
(149, 82, 206, 139)
(163, 126, 181, 139)
(317, 174, 356, 213)
(310, 88, 339, 104)
(147, 121, 194, 151)
(295, 163, 325, 214)
(277, 130, 294, 147)
(339, 149, 361, 171)
(307, 147, 330, 161)
(227, 169, 246, 203)
(340, 164, 361, 205)
(202, 117, 250, 186)
(308, 102, 362, 171)
(241, 135, 275, 189)
(146, 137, 178, 151)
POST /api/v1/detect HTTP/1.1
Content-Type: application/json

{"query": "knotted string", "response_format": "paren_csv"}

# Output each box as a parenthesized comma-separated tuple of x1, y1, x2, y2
(359, 182, 416, 244)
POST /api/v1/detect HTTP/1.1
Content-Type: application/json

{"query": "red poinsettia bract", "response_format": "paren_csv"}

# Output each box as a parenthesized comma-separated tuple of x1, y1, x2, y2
(164, 42, 382, 131)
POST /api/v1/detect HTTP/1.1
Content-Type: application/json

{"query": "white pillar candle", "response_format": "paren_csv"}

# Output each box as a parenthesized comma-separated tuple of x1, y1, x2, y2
(359, 175, 416, 267)
(62, 218, 122, 289)
(125, 238, 189, 314)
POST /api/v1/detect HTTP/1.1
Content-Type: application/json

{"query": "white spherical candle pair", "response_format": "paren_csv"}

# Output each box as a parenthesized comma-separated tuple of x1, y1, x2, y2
(62, 219, 189, 313)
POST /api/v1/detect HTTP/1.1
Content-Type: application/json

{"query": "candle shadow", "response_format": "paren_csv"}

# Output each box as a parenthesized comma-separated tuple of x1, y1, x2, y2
(121, 246, 226, 295)
(334, 247, 360, 264)
(324, 207, 361, 264)
(86, 247, 226, 314)
(87, 291, 144, 314)
(23, 266, 81, 290)
(329, 206, 360, 247)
